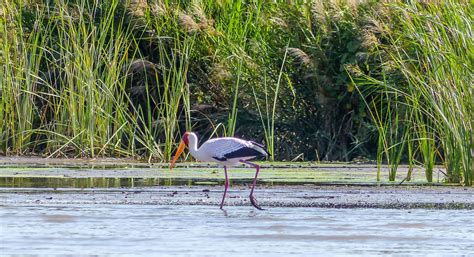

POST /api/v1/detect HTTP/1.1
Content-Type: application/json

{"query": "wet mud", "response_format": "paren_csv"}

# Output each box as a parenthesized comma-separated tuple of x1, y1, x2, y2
(1, 185, 473, 209)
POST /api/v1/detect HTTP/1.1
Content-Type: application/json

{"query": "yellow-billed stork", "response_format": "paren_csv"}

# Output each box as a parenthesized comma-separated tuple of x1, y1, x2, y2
(170, 132, 269, 210)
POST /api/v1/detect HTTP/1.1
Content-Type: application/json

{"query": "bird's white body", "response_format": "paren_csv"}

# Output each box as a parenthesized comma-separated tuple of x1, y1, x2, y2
(170, 132, 268, 210)
(186, 133, 268, 166)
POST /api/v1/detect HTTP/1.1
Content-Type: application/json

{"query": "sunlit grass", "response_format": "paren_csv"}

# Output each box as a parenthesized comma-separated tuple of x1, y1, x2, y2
(0, 0, 471, 186)
(352, 1, 473, 185)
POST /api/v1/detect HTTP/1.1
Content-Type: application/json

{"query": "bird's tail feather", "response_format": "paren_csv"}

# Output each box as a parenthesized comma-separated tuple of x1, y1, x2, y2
(251, 141, 271, 157)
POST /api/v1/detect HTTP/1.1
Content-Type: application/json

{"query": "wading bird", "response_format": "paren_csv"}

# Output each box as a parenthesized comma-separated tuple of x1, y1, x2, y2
(170, 132, 269, 210)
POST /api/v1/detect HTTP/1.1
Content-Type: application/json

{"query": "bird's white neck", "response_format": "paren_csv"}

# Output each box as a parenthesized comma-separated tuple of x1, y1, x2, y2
(187, 133, 208, 162)
(187, 132, 213, 162)
(187, 132, 199, 154)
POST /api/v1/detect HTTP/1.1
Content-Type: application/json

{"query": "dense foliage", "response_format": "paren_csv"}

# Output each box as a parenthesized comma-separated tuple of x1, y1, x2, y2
(0, 0, 472, 184)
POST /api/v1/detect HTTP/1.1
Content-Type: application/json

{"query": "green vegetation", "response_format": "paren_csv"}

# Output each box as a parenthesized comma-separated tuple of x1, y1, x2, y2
(349, 1, 473, 185)
(0, 0, 472, 185)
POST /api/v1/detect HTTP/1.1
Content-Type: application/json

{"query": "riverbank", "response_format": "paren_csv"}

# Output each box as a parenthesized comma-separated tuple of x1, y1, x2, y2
(1, 157, 472, 209)
(2, 185, 473, 210)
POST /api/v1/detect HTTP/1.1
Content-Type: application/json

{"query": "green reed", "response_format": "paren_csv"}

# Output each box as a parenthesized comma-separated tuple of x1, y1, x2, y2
(353, 1, 473, 185)
(2, 0, 472, 181)
(1, 1, 47, 153)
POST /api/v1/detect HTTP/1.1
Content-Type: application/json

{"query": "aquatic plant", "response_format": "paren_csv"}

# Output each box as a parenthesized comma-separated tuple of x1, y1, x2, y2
(351, 1, 473, 185)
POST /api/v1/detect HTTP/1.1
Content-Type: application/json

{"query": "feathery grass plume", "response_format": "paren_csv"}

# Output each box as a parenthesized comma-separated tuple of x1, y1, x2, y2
(327, 0, 343, 21)
(191, 3, 207, 26)
(360, 16, 387, 50)
(150, 2, 166, 17)
(243, 55, 260, 72)
(360, 30, 379, 50)
(311, 1, 327, 25)
(287, 47, 312, 68)
(345, 63, 363, 78)
(363, 16, 386, 35)
(178, 12, 199, 33)
(345, 0, 361, 15)
(269, 17, 288, 29)
(129, 0, 148, 17)
(191, 2, 215, 34)
(209, 63, 231, 85)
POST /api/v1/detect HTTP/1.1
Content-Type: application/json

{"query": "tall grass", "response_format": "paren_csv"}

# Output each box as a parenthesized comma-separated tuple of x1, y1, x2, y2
(154, 37, 193, 162)
(352, 1, 473, 185)
(397, 2, 473, 185)
(1, 1, 47, 154)
(251, 46, 290, 161)
(0, 0, 192, 160)
(48, 0, 133, 157)
(1, 0, 472, 186)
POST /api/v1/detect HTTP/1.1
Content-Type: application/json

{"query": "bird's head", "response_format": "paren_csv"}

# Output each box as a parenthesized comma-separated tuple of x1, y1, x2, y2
(182, 132, 190, 146)
(170, 132, 191, 170)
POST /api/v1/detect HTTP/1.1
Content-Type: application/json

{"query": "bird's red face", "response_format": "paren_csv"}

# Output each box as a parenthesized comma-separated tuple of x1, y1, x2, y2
(170, 132, 190, 170)
(182, 132, 190, 146)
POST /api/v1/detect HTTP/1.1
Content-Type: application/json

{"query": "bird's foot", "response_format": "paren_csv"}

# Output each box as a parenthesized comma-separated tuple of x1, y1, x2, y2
(249, 195, 264, 210)
(220, 208, 228, 216)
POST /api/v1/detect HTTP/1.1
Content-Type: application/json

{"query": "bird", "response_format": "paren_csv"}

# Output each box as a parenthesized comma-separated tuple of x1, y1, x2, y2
(170, 132, 269, 210)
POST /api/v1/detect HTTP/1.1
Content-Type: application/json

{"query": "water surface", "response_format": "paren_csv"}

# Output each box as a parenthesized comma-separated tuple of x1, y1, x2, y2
(1, 205, 472, 256)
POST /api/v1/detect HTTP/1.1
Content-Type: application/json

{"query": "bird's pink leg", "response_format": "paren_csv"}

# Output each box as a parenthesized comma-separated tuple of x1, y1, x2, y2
(220, 166, 229, 209)
(240, 160, 264, 210)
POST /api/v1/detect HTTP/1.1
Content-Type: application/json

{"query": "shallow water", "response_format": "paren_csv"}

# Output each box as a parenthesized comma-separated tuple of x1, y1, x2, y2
(1, 204, 473, 256)
(0, 162, 445, 187)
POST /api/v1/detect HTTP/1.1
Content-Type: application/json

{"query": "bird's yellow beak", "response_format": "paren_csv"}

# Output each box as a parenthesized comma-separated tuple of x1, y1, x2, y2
(170, 141, 186, 170)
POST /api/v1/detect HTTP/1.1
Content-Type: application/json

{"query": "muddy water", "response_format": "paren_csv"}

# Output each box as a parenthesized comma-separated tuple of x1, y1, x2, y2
(0, 205, 472, 256)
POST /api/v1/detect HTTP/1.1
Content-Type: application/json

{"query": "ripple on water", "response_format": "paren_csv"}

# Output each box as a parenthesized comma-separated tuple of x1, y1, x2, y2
(1, 205, 473, 256)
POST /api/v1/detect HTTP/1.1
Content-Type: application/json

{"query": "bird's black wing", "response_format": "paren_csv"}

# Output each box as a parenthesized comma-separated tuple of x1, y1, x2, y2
(223, 145, 267, 160)
(250, 141, 271, 156)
